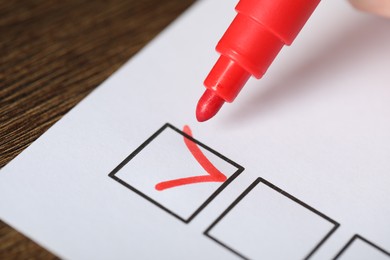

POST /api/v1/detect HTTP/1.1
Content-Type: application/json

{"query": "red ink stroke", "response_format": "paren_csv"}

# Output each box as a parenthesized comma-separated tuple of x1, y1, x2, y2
(155, 125, 227, 191)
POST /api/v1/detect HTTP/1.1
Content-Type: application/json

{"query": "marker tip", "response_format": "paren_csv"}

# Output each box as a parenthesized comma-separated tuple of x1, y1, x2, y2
(196, 89, 225, 122)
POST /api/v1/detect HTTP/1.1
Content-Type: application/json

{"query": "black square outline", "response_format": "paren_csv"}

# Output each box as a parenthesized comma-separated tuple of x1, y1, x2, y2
(108, 123, 244, 223)
(333, 234, 390, 259)
(204, 177, 340, 260)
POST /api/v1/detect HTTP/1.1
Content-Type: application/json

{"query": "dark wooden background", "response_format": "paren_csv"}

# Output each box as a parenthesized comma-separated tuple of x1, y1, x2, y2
(0, 0, 195, 258)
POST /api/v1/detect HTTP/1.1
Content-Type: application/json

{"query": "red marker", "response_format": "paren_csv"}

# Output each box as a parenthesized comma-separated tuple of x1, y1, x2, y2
(196, 0, 321, 122)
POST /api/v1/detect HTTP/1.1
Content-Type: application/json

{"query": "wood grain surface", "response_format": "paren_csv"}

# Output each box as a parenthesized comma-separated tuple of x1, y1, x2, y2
(0, 0, 195, 258)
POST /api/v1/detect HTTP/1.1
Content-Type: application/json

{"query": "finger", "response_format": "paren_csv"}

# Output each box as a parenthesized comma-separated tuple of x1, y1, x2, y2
(349, 0, 390, 17)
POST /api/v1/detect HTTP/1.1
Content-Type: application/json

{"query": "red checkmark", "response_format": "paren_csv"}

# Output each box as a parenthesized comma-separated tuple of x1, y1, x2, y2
(155, 125, 227, 191)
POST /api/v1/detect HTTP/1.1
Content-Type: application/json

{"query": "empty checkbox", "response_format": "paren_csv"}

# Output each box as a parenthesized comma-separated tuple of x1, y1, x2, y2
(334, 235, 390, 260)
(205, 177, 339, 259)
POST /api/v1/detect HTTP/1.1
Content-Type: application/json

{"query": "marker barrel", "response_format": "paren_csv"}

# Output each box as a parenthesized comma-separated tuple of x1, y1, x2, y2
(204, 0, 320, 102)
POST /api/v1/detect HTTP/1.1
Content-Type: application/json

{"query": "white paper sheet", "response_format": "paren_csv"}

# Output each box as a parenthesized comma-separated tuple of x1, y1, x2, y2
(1, 1, 390, 259)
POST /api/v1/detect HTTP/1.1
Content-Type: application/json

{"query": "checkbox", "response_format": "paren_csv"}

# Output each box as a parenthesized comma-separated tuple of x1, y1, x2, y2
(108, 123, 244, 223)
(334, 235, 390, 260)
(204, 177, 339, 260)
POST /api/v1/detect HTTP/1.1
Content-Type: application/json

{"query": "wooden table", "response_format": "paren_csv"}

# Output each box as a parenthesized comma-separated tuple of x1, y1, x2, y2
(0, 0, 195, 258)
